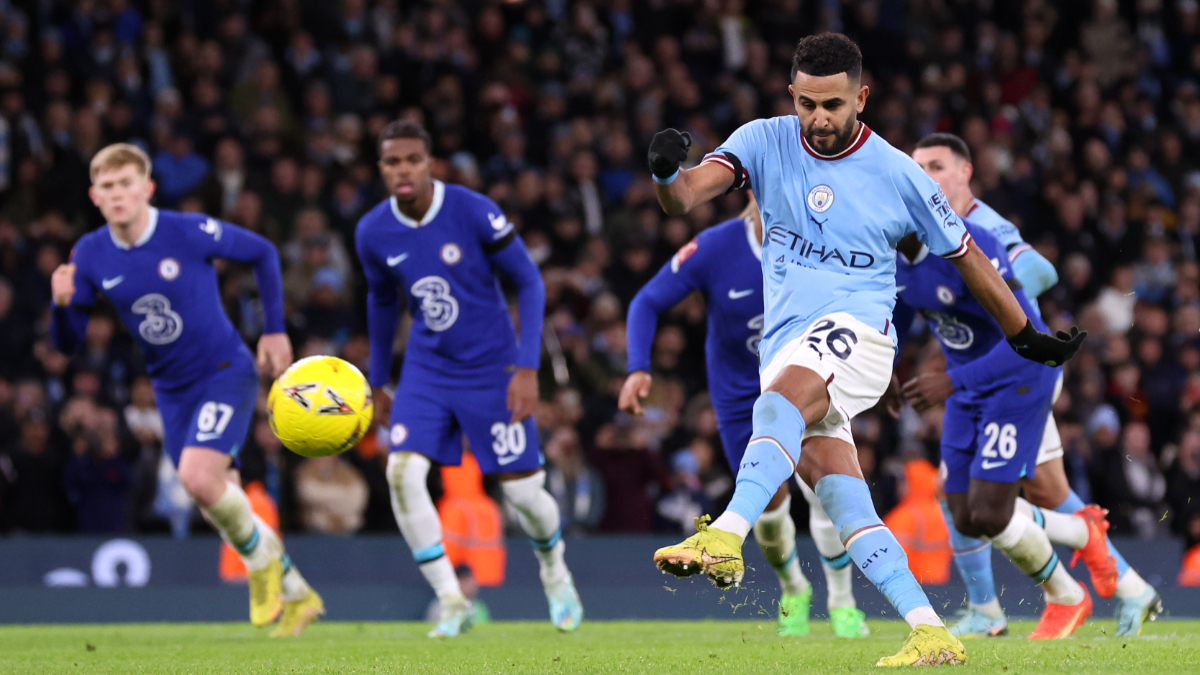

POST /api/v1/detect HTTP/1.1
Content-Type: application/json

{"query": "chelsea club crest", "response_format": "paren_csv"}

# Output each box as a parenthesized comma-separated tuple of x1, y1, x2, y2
(807, 184, 834, 213)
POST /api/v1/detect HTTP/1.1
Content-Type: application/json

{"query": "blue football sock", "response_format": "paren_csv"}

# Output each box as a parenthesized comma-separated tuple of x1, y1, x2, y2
(725, 392, 804, 525)
(941, 500, 996, 606)
(1053, 490, 1130, 579)
(817, 474, 931, 618)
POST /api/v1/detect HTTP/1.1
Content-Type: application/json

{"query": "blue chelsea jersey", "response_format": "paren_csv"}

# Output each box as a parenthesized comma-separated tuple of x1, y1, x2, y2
(357, 181, 523, 380)
(711, 118, 971, 373)
(68, 209, 258, 388)
(895, 221, 1056, 395)
(628, 218, 764, 418)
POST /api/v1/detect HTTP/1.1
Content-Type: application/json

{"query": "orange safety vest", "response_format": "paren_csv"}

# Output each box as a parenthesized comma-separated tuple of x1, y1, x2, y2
(883, 459, 952, 585)
(1179, 543, 1200, 586)
(438, 452, 506, 587)
(219, 481, 281, 582)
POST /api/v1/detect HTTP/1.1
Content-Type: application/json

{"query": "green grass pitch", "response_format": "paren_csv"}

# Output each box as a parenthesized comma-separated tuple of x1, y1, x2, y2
(2, 620, 1198, 674)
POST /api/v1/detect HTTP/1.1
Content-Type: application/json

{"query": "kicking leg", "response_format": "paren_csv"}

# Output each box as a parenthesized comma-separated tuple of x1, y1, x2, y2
(753, 484, 812, 636)
(797, 477, 867, 638)
(500, 469, 582, 632)
(387, 451, 472, 637)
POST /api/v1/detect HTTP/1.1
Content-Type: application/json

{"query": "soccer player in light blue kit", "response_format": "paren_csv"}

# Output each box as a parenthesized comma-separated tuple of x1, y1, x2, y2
(893, 222, 1101, 640)
(358, 121, 582, 637)
(618, 195, 868, 638)
(907, 134, 1160, 637)
(646, 34, 1084, 666)
(49, 143, 323, 636)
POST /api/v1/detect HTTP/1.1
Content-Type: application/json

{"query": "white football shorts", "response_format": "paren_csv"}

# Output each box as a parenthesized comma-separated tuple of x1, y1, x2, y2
(760, 312, 894, 447)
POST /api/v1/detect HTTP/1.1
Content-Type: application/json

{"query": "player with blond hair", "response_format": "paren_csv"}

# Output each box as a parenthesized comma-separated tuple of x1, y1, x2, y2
(50, 144, 323, 636)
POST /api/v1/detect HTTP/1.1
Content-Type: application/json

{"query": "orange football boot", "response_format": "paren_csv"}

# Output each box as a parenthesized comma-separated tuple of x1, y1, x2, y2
(1070, 505, 1119, 599)
(1029, 587, 1092, 640)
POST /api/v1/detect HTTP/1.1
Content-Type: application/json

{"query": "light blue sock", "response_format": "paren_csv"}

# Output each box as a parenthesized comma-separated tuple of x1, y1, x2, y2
(725, 392, 804, 525)
(1053, 490, 1131, 579)
(817, 474, 932, 619)
(940, 500, 996, 606)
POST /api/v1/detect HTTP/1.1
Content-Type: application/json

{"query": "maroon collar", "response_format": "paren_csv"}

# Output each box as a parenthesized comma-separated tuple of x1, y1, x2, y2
(965, 200, 980, 217)
(799, 122, 872, 160)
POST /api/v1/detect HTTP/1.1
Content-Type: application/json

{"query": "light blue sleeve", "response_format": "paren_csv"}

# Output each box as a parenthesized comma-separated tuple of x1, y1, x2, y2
(892, 155, 971, 259)
(710, 119, 769, 191)
(1009, 247, 1059, 298)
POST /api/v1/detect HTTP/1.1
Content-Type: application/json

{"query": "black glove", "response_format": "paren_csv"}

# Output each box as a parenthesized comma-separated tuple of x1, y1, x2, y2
(1007, 320, 1086, 367)
(648, 128, 692, 179)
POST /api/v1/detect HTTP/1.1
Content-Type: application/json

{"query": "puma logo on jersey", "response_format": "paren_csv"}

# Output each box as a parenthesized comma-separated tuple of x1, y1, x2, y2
(387, 253, 409, 266)
(102, 276, 124, 290)
(728, 288, 754, 299)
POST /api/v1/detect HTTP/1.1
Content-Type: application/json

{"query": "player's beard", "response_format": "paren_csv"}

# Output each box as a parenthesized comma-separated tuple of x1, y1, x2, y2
(805, 116, 858, 156)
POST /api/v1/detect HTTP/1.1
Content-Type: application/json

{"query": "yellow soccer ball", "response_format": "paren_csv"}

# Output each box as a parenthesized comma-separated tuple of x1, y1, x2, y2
(267, 356, 373, 458)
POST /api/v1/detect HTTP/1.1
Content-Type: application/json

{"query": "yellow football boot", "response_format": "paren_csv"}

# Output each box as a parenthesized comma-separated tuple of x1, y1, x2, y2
(876, 624, 967, 667)
(248, 557, 284, 628)
(270, 589, 325, 637)
(653, 515, 744, 588)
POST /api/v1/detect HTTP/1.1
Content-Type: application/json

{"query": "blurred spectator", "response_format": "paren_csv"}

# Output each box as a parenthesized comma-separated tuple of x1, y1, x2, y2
(1104, 421, 1168, 537)
(152, 134, 210, 207)
(589, 420, 668, 533)
(1167, 428, 1200, 537)
(293, 455, 368, 534)
(3, 415, 69, 533)
(543, 426, 605, 535)
(62, 408, 133, 533)
(655, 445, 713, 533)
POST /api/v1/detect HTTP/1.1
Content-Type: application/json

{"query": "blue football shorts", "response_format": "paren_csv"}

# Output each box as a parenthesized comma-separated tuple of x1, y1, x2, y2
(155, 359, 260, 467)
(941, 374, 1057, 494)
(716, 408, 754, 474)
(388, 369, 542, 474)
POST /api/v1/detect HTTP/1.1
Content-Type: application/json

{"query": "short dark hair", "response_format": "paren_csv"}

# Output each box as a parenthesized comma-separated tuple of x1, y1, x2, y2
(915, 133, 972, 163)
(378, 120, 432, 153)
(791, 33, 862, 81)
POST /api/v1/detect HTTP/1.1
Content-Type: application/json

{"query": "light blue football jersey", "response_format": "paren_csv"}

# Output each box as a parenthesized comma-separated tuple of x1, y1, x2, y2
(710, 118, 971, 371)
(964, 198, 1028, 261)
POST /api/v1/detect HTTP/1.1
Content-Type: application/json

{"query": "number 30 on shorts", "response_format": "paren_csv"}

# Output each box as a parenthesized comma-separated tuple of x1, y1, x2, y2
(981, 422, 1018, 460)
(490, 422, 527, 461)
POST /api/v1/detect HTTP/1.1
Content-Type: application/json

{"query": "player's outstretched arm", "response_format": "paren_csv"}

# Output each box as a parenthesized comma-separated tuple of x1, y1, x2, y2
(620, 255, 699, 415)
(648, 129, 733, 215)
(950, 242, 1085, 366)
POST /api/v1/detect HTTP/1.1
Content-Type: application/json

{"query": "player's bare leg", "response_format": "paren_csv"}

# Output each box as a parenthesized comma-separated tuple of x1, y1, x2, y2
(1022, 457, 1160, 635)
(753, 484, 813, 636)
(500, 469, 582, 631)
(386, 451, 473, 637)
(947, 479, 1090, 640)
(181, 447, 317, 631)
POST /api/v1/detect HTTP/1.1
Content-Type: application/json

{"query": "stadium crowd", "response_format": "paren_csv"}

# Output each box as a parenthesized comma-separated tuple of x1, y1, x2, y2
(0, 0, 1198, 570)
